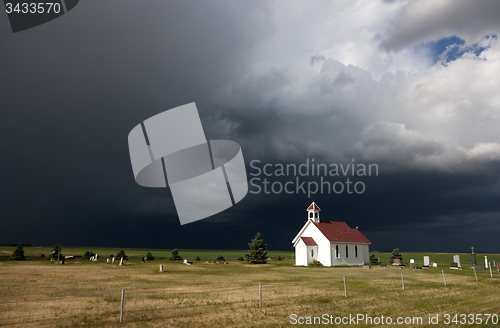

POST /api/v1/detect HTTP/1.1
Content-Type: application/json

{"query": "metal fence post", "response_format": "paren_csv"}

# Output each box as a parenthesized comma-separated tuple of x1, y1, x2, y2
(401, 272, 404, 290)
(343, 276, 347, 297)
(442, 270, 446, 286)
(120, 289, 125, 323)
(259, 283, 262, 308)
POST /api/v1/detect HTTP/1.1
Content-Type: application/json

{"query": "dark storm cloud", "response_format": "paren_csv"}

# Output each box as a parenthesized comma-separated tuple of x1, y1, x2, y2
(1, 1, 499, 253)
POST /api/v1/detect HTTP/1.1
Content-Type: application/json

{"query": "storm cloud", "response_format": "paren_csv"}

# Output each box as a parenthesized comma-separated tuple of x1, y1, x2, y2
(1, 0, 499, 252)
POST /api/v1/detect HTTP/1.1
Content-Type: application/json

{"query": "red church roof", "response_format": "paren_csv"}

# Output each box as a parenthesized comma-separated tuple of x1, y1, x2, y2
(307, 202, 321, 211)
(311, 221, 371, 244)
(300, 237, 318, 246)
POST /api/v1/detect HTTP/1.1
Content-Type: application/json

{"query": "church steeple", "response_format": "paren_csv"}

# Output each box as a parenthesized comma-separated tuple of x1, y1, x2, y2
(307, 202, 321, 223)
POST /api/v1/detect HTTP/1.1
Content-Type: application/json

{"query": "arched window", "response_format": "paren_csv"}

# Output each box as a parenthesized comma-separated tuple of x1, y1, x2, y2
(311, 249, 314, 257)
(315, 212, 318, 218)
(335, 245, 339, 258)
(309, 212, 313, 218)
(355, 246, 358, 257)
(346, 245, 349, 258)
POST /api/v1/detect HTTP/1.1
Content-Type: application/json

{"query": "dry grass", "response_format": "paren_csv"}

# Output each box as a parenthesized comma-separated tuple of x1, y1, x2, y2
(0, 260, 499, 327)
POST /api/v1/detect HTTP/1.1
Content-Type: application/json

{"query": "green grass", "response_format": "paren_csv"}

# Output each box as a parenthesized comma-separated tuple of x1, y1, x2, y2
(0, 246, 294, 260)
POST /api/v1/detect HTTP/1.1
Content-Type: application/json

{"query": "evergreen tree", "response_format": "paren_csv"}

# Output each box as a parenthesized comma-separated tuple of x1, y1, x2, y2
(52, 244, 62, 261)
(369, 254, 379, 264)
(245, 232, 268, 264)
(169, 248, 183, 260)
(388, 248, 403, 264)
(195, 256, 201, 261)
(145, 252, 155, 261)
(9, 244, 25, 261)
(116, 250, 128, 260)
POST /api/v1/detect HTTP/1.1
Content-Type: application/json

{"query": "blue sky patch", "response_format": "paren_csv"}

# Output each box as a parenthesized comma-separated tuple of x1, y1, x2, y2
(418, 34, 497, 64)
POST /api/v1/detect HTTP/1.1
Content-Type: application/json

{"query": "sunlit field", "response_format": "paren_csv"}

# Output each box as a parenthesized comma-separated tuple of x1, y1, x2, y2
(1, 247, 499, 327)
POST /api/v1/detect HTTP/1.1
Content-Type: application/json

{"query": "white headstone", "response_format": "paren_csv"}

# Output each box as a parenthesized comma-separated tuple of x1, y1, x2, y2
(485, 256, 489, 268)
(410, 259, 415, 264)
(107, 258, 110, 263)
(432, 262, 438, 267)
(183, 259, 188, 264)
(424, 256, 430, 266)
(453, 255, 461, 267)
(119, 257, 123, 266)
(159, 264, 164, 272)
(112, 257, 115, 263)
(95, 254, 98, 261)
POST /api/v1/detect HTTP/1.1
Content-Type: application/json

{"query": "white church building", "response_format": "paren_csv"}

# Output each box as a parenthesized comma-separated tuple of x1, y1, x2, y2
(292, 202, 371, 266)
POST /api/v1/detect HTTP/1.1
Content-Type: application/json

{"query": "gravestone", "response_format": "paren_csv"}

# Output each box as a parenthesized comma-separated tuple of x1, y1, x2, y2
(393, 258, 401, 265)
(159, 264, 164, 272)
(424, 256, 430, 267)
(107, 258, 110, 263)
(410, 259, 415, 264)
(453, 255, 461, 267)
(119, 257, 123, 266)
(95, 254, 98, 261)
(450, 262, 459, 269)
(475, 265, 485, 271)
(362, 265, 371, 269)
(432, 262, 438, 268)
(497, 262, 500, 270)
(112, 257, 115, 263)
(410, 263, 418, 268)
(380, 263, 387, 268)
(485, 256, 489, 269)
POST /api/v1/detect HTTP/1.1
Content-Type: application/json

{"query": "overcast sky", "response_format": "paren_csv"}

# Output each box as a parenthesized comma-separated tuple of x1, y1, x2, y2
(1, 0, 500, 253)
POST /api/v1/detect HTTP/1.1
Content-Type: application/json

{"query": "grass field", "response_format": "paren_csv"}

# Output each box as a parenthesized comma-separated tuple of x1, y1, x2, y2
(0, 247, 499, 327)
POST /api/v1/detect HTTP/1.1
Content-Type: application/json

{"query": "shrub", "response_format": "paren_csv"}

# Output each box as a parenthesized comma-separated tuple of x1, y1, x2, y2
(214, 255, 225, 262)
(237, 256, 244, 261)
(83, 251, 96, 260)
(310, 259, 323, 266)
(195, 256, 201, 261)
(145, 252, 155, 261)
(245, 232, 268, 264)
(9, 244, 25, 261)
(116, 250, 128, 260)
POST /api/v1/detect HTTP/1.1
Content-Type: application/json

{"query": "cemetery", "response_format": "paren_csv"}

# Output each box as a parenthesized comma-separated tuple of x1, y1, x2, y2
(0, 245, 499, 327)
